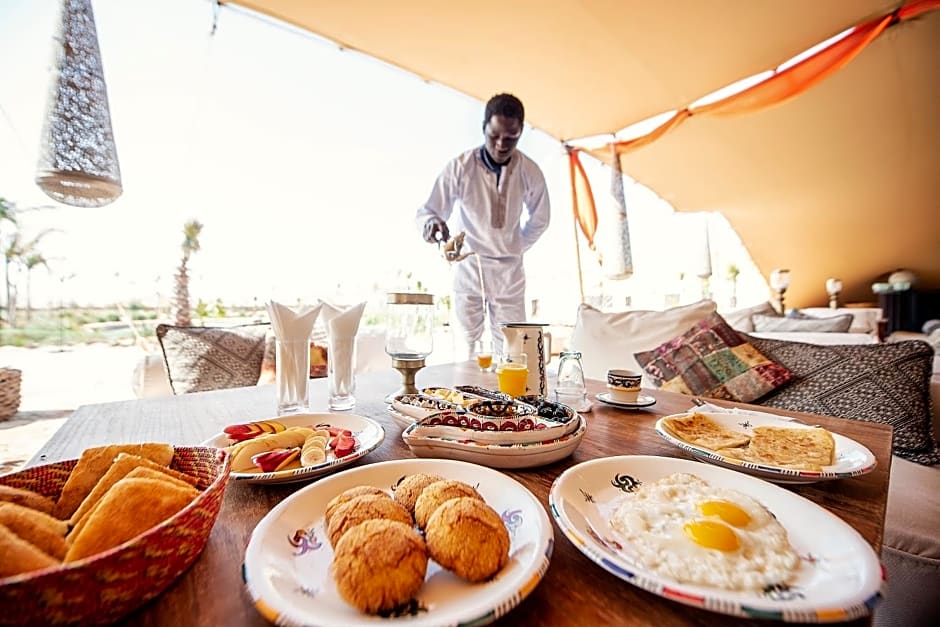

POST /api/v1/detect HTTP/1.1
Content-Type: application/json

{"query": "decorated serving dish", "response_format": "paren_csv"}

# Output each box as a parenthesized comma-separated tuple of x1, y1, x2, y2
(411, 409, 581, 444)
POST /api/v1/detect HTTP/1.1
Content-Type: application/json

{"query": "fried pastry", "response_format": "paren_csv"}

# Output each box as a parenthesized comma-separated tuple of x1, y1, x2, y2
(0, 503, 68, 560)
(0, 484, 58, 517)
(56, 443, 175, 518)
(425, 497, 509, 582)
(65, 477, 199, 562)
(0, 523, 58, 578)
(333, 519, 428, 614)
(69, 452, 197, 525)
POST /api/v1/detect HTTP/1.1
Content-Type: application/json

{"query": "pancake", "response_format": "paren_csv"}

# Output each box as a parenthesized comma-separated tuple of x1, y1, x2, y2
(661, 413, 751, 450)
(723, 426, 835, 471)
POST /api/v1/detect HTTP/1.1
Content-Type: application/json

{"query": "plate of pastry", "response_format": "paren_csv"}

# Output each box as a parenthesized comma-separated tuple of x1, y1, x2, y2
(550, 455, 884, 622)
(201, 413, 384, 484)
(242, 458, 553, 626)
(654, 408, 876, 484)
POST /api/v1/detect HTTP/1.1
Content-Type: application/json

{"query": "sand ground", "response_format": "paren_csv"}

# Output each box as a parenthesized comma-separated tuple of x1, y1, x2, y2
(1, 344, 146, 474)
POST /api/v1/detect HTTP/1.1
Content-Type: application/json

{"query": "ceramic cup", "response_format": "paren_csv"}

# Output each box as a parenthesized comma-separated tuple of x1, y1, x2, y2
(607, 383, 641, 404)
(607, 369, 641, 389)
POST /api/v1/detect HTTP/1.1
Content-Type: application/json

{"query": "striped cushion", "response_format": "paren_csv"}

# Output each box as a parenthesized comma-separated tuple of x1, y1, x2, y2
(157, 324, 268, 394)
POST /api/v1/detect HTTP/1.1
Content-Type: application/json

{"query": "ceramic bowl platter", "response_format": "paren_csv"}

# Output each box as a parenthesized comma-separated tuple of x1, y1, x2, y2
(402, 414, 586, 469)
(655, 409, 877, 484)
(595, 392, 657, 409)
(390, 393, 462, 421)
(201, 413, 384, 484)
(549, 455, 884, 623)
(410, 409, 581, 444)
(243, 458, 553, 626)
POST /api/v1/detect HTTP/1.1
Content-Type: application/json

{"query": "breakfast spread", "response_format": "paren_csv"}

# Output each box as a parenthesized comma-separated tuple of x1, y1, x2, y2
(609, 472, 800, 591)
(222, 420, 358, 473)
(324, 475, 510, 614)
(661, 413, 836, 471)
(0, 443, 202, 579)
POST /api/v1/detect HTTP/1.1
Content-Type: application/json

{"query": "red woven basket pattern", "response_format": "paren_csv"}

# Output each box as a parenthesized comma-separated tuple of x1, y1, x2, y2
(0, 446, 231, 626)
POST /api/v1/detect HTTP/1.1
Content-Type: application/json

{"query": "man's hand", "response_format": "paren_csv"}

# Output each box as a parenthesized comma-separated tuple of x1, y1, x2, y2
(422, 217, 450, 244)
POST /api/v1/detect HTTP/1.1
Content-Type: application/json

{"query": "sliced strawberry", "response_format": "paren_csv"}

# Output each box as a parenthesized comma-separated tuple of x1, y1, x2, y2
(333, 434, 357, 458)
(252, 447, 300, 472)
(321, 425, 353, 437)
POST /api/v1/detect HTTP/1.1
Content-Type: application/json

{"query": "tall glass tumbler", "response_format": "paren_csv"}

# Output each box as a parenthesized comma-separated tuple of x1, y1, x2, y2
(276, 338, 310, 414)
(327, 336, 357, 410)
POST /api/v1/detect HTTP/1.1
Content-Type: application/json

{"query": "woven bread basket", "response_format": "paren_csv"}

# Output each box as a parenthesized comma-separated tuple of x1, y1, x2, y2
(0, 368, 21, 421)
(0, 446, 231, 625)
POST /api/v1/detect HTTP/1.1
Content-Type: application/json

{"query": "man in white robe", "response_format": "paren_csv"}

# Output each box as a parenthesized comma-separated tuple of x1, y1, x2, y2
(416, 93, 551, 357)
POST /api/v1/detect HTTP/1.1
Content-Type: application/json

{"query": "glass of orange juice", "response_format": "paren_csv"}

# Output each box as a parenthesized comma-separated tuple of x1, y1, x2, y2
(474, 340, 493, 372)
(496, 353, 528, 397)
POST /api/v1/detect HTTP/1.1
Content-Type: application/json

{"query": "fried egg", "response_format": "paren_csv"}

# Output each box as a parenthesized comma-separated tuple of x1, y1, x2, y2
(609, 473, 800, 591)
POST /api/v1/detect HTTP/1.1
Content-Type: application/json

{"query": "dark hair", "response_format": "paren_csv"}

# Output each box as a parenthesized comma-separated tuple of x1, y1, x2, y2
(484, 93, 525, 126)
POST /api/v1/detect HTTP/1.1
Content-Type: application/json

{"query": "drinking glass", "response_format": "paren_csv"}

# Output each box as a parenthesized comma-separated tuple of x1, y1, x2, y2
(276, 339, 310, 414)
(327, 336, 356, 410)
(555, 350, 591, 412)
(496, 353, 528, 397)
(474, 340, 494, 372)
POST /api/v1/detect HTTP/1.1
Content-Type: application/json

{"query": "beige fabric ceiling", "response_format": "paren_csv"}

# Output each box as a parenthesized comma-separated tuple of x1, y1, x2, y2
(225, 0, 940, 308)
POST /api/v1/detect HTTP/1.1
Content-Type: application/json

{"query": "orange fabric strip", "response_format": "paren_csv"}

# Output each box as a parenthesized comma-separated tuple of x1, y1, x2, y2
(568, 148, 598, 250)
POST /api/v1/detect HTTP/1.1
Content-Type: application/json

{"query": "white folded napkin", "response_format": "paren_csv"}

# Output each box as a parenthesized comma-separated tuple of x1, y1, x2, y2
(265, 300, 322, 405)
(320, 301, 367, 392)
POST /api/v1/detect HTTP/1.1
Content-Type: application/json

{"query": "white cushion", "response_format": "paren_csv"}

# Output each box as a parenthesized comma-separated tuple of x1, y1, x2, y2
(721, 301, 777, 332)
(800, 307, 883, 335)
(749, 331, 878, 345)
(569, 300, 717, 383)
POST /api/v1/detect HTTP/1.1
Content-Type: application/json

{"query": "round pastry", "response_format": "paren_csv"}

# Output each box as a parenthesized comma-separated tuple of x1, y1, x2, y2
(333, 519, 428, 614)
(393, 473, 444, 517)
(327, 494, 413, 547)
(324, 486, 389, 527)
(425, 497, 509, 582)
(413, 479, 483, 530)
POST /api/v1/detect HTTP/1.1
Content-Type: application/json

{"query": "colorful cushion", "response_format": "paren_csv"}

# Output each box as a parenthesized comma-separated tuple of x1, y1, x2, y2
(752, 312, 853, 333)
(745, 335, 939, 465)
(156, 324, 268, 395)
(569, 300, 717, 384)
(634, 312, 793, 403)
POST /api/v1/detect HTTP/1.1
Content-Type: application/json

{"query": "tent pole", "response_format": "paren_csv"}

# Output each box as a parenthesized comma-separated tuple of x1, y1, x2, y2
(573, 205, 585, 303)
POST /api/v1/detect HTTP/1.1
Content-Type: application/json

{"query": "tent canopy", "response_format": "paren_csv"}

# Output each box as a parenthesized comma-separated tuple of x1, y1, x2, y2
(225, 0, 940, 308)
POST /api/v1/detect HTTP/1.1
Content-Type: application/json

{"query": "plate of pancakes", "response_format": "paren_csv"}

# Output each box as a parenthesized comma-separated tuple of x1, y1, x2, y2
(201, 413, 384, 484)
(242, 458, 553, 626)
(550, 455, 884, 623)
(654, 409, 877, 484)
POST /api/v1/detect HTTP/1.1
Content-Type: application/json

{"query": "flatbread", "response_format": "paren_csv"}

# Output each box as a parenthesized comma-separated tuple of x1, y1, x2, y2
(65, 477, 200, 562)
(723, 426, 835, 471)
(56, 443, 175, 519)
(0, 484, 58, 517)
(0, 503, 68, 560)
(69, 452, 196, 525)
(661, 413, 751, 450)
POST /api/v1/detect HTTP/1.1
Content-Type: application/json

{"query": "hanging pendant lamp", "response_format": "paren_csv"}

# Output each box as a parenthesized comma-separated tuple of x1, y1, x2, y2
(36, 0, 122, 207)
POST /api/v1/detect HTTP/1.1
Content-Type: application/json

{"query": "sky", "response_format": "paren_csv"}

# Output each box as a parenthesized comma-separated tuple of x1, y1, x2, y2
(0, 0, 769, 321)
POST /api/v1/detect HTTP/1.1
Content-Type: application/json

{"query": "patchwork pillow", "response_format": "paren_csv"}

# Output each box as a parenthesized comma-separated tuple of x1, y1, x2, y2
(746, 334, 940, 465)
(569, 300, 717, 384)
(157, 323, 269, 395)
(752, 313, 853, 333)
(634, 312, 793, 403)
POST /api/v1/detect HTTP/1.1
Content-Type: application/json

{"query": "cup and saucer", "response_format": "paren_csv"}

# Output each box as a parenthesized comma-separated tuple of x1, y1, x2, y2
(596, 369, 656, 409)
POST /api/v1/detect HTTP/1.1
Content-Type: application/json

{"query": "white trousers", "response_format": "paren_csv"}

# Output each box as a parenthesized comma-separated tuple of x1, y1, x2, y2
(452, 255, 526, 358)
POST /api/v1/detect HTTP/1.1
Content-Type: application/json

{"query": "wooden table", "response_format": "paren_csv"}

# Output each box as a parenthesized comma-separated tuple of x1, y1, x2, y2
(29, 362, 893, 626)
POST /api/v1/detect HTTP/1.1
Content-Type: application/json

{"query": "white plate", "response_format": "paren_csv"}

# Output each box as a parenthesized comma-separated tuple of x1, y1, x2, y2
(549, 455, 884, 622)
(402, 415, 586, 469)
(596, 392, 657, 409)
(201, 413, 384, 484)
(654, 409, 877, 484)
(243, 458, 553, 626)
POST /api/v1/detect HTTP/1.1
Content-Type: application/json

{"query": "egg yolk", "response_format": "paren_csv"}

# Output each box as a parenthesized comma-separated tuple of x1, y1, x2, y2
(697, 500, 751, 528)
(683, 520, 740, 551)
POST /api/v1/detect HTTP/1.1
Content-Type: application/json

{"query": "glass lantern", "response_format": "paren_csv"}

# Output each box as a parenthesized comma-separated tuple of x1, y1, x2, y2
(385, 292, 434, 399)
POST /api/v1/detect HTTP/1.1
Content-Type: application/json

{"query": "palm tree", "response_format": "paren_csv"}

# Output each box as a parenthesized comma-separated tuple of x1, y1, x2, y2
(0, 198, 19, 328)
(23, 252, 49, 321)
(2, 229, 54, 327)
(173, 219, 204, 326)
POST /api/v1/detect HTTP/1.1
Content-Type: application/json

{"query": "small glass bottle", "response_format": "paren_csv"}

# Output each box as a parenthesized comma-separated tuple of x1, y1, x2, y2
(554, 350, 591, 412)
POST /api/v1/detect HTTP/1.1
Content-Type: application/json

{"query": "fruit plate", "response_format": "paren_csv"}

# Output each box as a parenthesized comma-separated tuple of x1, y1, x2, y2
(549, 455, 884, 623)
(201, 413, 384, 484)
(654, 408, 877, 484)
(242, 458, 553, 626)
(402, 415, 586, 469)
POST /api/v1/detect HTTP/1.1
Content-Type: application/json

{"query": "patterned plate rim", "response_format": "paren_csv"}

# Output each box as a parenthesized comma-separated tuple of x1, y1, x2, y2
(402, 414, 586, 452)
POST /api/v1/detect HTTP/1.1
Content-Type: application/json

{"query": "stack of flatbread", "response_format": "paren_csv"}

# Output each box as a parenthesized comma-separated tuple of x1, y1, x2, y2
(0, 443, 202, 579)
(661, 413, 836, 471)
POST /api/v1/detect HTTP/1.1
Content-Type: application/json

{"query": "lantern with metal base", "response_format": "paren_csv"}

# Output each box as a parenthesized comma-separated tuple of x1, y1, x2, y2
(385, 292, 434, 400)
(769, 268, 791, 315)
